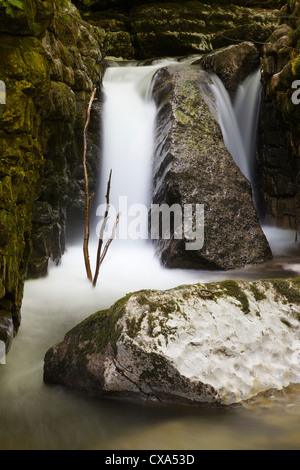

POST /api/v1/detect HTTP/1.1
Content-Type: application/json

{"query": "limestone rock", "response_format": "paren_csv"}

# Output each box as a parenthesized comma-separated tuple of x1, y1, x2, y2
(44, 278, 300, 405)
(195, 42, 260, 96)
(81, 1, 279, 60)
(150, 64, 272, 270)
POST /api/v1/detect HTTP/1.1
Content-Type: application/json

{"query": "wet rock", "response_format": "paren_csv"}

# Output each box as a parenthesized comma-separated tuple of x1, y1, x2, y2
(150, 64, 272, 270)
(195, 42, 259, 97)
(0, 309, 14, 355)
(0, 1, 103, 344)
(44, 278, 300, 405)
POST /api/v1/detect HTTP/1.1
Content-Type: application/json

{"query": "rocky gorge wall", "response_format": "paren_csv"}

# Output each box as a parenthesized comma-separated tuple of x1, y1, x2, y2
(0, 0, 299, 356)
(0, 0, 104, 350)
(257, 0, 300, 229)
(77, 0, 281, 59)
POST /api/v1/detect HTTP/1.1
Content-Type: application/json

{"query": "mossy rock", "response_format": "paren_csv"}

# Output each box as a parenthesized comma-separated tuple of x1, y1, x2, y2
(43, 278, 300, 405)
(42, 81, 76, 123)
(0, 0, 56, 36)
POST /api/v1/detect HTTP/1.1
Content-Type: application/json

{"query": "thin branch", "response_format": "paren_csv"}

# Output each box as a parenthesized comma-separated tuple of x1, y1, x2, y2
(93, 170, 112, 286)
(93, 207, 120, 287)
(83, 87, 97, 282)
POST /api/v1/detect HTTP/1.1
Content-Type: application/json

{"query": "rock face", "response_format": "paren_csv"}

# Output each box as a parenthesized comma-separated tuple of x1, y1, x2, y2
(81, 1, 279, 59)
(27, 2, 104, 277)
(150, 64, 272, 270)
(0, 1, 103, 349)
(44, 278, 300, 405)
(257, 1, 300, 229)
(196, 41, 260, 97)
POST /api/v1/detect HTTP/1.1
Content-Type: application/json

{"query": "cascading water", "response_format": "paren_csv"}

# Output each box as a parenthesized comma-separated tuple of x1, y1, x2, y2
(96, 65, 157, 242)
(209, 68, 262, 185)
(0, 61, 300, 450)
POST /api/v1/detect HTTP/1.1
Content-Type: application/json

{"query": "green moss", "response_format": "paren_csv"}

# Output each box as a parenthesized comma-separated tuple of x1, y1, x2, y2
(271, 279, 300, 305)
(249, 283, 267, 301)
(126, 312, 146, 339)
(219, 280, 250, 314)
(203, 282, 223, 300)
(65, 293, 133, 359)
(136, 292, 179, 316)
(147, 313, 156, 337)
(0, 0, 24, 17)
(139, 351, 169, 384)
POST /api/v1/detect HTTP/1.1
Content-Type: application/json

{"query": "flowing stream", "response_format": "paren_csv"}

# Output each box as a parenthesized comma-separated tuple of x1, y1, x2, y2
(0, 61, 300, 450)
(209, 69, 262, 184)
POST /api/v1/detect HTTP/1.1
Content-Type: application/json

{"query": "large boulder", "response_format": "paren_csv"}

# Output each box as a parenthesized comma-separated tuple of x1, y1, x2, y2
(44, 278, 300, 405)
(150, 64, 272, 270)
(195, 41, 260, 96)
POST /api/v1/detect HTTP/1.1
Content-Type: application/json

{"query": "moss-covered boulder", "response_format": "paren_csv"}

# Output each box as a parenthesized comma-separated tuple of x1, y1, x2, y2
(150, 64, 272, 269)
(24, 2, 104, 277)
(0, 0, 103, 348)
(81, 1, 279, 60)
(0, 30, 50, 347)
(257, 1, 300, 229)
(44, 278, 300, 405)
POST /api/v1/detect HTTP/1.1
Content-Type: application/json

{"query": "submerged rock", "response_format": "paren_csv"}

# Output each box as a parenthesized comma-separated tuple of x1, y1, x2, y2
(44, 278, 300, 406)
(150, 64, 272, 270)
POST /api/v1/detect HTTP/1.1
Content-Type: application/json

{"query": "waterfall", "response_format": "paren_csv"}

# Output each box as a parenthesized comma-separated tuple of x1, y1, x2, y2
(209, 68, 262, 184)
(0, 61, 299, 452)
(91, 61, 202, 290)
(99, 66, 157, 222)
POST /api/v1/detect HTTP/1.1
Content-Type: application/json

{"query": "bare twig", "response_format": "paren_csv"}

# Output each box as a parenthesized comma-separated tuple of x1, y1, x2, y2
(93, 212, 120, 287)
(100, 213, 120, 265)
(83, 88, 119, 287)
(93, 170, 112, 286)
(83, 87, 97, 282)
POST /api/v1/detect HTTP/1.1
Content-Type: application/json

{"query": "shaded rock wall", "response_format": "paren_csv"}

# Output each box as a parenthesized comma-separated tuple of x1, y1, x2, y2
(257, 1, 300, 228)
(0, 1, 103, 349)
(28, 2, 104, 277)
(80, 1, 280, 59)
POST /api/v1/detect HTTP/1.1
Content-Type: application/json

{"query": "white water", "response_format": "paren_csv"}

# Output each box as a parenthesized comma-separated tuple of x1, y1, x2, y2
(210, 69, 262, 184)
(1, 62, 300, 450)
